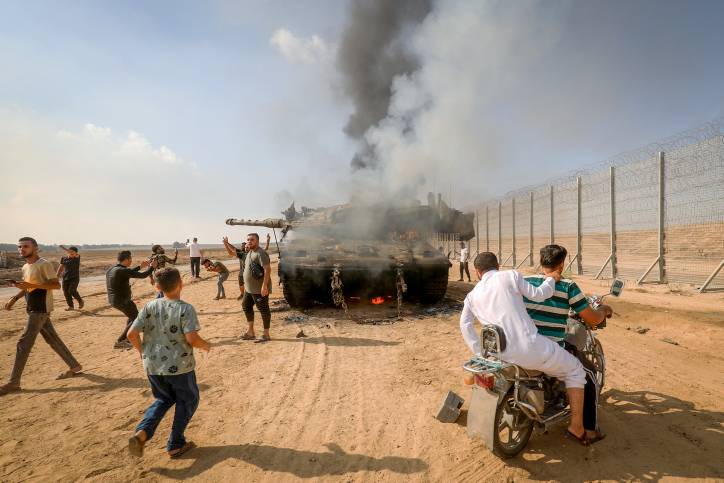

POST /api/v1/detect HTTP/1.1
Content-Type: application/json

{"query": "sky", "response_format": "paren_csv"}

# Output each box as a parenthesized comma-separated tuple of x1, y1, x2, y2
(1, 0, 723, 246)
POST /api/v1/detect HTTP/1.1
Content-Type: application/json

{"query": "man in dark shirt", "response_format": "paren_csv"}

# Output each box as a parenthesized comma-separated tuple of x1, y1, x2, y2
(106, 250, 156, 349)
(56, 245, 84, 311)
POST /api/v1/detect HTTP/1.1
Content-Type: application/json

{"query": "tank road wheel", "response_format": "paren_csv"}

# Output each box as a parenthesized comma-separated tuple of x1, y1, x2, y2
(586, 338, 605, 393)
(282, 279, 313, 309)
(417, 279, 448, 304)
(492, 389, 534, 459)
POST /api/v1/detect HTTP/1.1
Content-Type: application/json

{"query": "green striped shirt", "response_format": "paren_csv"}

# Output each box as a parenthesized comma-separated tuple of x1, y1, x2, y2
(523, 274, 590, 346)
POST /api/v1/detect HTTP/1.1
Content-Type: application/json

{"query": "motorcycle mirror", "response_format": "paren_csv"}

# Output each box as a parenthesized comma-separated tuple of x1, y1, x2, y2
(610, 278, 625, 298)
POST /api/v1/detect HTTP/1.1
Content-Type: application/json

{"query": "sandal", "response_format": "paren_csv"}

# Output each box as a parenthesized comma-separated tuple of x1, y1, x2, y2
(564, 429, 590, 446)
(589, 430, 606, 444)
(237, 333, 255, 340)
(56, 365, 83, 380)
(254, 335, 271, 344)
(128, 434, 145, 457)
(168, 441, 195, 459)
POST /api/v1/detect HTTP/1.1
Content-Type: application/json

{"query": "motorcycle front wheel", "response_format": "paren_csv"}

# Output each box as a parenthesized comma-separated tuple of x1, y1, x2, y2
(492, 389, 534, 459)
(586, 338, 605, 392)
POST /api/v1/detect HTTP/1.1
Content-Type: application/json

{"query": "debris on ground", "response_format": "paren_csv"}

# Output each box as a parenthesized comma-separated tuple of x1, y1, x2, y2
(271, 301, 290, 313)
(634, 326, 650, 334)
(296, 330, 307, 338)
(283, 315, 308, 323)
(661, 338, 679, 345)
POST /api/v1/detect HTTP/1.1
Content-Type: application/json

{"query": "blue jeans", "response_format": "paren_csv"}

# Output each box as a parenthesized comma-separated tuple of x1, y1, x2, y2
(136, 371, 200, 451)
(217, 272, 229, 297)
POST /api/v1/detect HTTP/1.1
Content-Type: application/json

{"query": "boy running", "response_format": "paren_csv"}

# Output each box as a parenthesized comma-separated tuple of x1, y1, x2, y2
(126, 267, 211, 459)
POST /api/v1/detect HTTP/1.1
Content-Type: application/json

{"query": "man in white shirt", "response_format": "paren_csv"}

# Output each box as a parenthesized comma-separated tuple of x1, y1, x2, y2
(186, 238, 204, 279)
(456, 242, 471, 282)
(460, 252, 590, 446)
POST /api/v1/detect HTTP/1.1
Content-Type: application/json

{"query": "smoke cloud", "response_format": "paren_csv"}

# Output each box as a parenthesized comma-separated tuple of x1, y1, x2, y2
(336, 0, 432, 172)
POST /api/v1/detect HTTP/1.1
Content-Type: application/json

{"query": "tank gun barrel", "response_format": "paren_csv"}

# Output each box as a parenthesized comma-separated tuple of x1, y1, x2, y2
(225, 218, 286, 228)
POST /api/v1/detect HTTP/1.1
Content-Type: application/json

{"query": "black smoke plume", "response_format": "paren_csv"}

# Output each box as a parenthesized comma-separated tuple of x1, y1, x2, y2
(336, 0, 432, 171)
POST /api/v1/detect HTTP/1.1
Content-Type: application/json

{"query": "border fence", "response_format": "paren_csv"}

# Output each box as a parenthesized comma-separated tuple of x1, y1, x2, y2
(462, 118, 724, 292)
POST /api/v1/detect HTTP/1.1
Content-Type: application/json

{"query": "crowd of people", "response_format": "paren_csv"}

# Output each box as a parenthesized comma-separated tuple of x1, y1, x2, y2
(1, 233, 611, 457)
(1, 233, 274, 458)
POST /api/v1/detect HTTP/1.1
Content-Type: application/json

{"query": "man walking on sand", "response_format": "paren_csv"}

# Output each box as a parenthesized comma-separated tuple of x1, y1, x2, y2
(238, 233, 272, 343)
(56, 245, 84, 311)
(107, 251, 157, 350)
(186, 238, 204, 279)
(455, 241, 471, 282)
(1, 237, 83, 396)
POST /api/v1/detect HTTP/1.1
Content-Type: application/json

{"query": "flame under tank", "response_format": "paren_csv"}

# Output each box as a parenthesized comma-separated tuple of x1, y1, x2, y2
(227, 198, 474, 309)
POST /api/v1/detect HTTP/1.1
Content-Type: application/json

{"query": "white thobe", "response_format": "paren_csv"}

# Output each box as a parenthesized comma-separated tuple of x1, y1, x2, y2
(460, 269, 585, 389)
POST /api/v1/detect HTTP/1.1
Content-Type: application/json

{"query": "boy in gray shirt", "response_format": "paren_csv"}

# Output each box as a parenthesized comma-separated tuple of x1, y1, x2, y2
(126, 267, 211, 459)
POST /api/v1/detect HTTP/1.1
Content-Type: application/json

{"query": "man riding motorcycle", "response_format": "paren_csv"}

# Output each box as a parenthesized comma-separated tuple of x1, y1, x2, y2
(459, 252, 591, 446)
(523, 244, 613, 443)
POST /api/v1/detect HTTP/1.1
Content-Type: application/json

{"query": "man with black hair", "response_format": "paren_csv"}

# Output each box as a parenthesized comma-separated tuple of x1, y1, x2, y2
(223, 234, 270, 300)
(1, 237, 82, 396)
(57, 245, 84, 311)
(106, 251, 156, 349)
(239, 233, 272, 343)
(523, 244, 613, 443)
(460, 252, 594, 446)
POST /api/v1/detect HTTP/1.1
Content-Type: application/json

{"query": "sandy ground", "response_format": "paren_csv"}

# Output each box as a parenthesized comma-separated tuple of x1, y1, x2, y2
(1, 259, 723, 482)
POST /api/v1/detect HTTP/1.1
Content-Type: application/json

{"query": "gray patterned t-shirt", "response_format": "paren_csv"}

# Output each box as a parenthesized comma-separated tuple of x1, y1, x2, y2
(130, 299, 201, 376)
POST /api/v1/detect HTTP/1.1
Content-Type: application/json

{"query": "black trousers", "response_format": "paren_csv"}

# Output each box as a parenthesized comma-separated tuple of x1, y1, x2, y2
(112, 298, 139, 342)
(565, 343, 599, 431)
(62, 278, 83, 307)
(241, 291, 271, 329)
(190, 257, 201, 277)
(459, 262, 471, 281)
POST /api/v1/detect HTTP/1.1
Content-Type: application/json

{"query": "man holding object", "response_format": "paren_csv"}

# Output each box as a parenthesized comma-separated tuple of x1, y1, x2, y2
(1, 237, 82, 396)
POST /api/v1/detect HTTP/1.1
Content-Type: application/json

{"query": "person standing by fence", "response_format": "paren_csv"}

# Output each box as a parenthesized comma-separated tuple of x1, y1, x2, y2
(56, 245, 84, 310)
(456, 242, 471, 282)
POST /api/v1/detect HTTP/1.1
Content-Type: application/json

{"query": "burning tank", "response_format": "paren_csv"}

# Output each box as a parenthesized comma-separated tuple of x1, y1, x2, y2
(226, 193, 474, 309)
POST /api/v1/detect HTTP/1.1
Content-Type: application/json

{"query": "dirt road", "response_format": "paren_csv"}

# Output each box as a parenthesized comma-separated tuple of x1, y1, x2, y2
(1, 260, 723, 482)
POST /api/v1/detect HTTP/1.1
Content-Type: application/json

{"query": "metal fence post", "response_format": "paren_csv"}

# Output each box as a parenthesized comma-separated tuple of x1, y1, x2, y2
(658, 152, 665, 282)
(476, 208, 480, 258)
(529, 192, 534, 266)
(577, 177, 582, 274)
(550, 185, 554, 244)
(610, 166, 617, 278)
(511, 198, 516, 267)
(498, 201, 502, 262)
(486, 205, 489, 252)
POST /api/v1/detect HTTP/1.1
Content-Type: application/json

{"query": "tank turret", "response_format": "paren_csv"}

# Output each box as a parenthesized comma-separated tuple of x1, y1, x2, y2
(226, 195, 474, 309)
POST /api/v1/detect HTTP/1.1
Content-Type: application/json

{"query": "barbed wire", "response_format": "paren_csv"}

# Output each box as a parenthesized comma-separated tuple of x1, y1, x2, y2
(464, 117, 724, 211)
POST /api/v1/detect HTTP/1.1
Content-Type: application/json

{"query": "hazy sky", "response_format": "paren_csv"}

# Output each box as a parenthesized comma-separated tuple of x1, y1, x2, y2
(1, 0, 723, 245)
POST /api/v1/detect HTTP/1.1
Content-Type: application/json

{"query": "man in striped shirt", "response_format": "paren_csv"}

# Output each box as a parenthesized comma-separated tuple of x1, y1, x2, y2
(523, 244, 613, 443)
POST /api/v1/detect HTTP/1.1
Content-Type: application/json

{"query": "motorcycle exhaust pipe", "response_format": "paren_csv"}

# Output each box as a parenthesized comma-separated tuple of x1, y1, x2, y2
(534, 409, 571, 434)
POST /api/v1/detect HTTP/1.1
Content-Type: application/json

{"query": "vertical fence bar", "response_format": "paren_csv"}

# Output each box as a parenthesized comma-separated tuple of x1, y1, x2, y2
(498, 202, 502, 262)
(610, 166, 617, 278)
(485, 205, 489, 252)
(476, 208, 480, 257)
(550, 185, 555, 243)
(658, 152, 665, 282)
(577, 177, 582, 274)
(511, 197, 516, 267)
(529, 192, 534, 266)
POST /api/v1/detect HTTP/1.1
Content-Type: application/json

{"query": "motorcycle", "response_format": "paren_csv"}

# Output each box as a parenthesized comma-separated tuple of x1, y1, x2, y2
(461, 278, 624, 458)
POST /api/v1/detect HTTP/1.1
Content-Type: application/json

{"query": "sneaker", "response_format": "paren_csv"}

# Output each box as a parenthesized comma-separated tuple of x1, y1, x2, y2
(113, 341, 133, 350)
(78, 300, 85, 309)
(64, 307, 74, 311)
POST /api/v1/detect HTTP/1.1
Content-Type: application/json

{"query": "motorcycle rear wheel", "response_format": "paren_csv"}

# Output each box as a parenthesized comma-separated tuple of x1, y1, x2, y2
(586, 338, 605, 392)
(492, 389, 534, 459)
